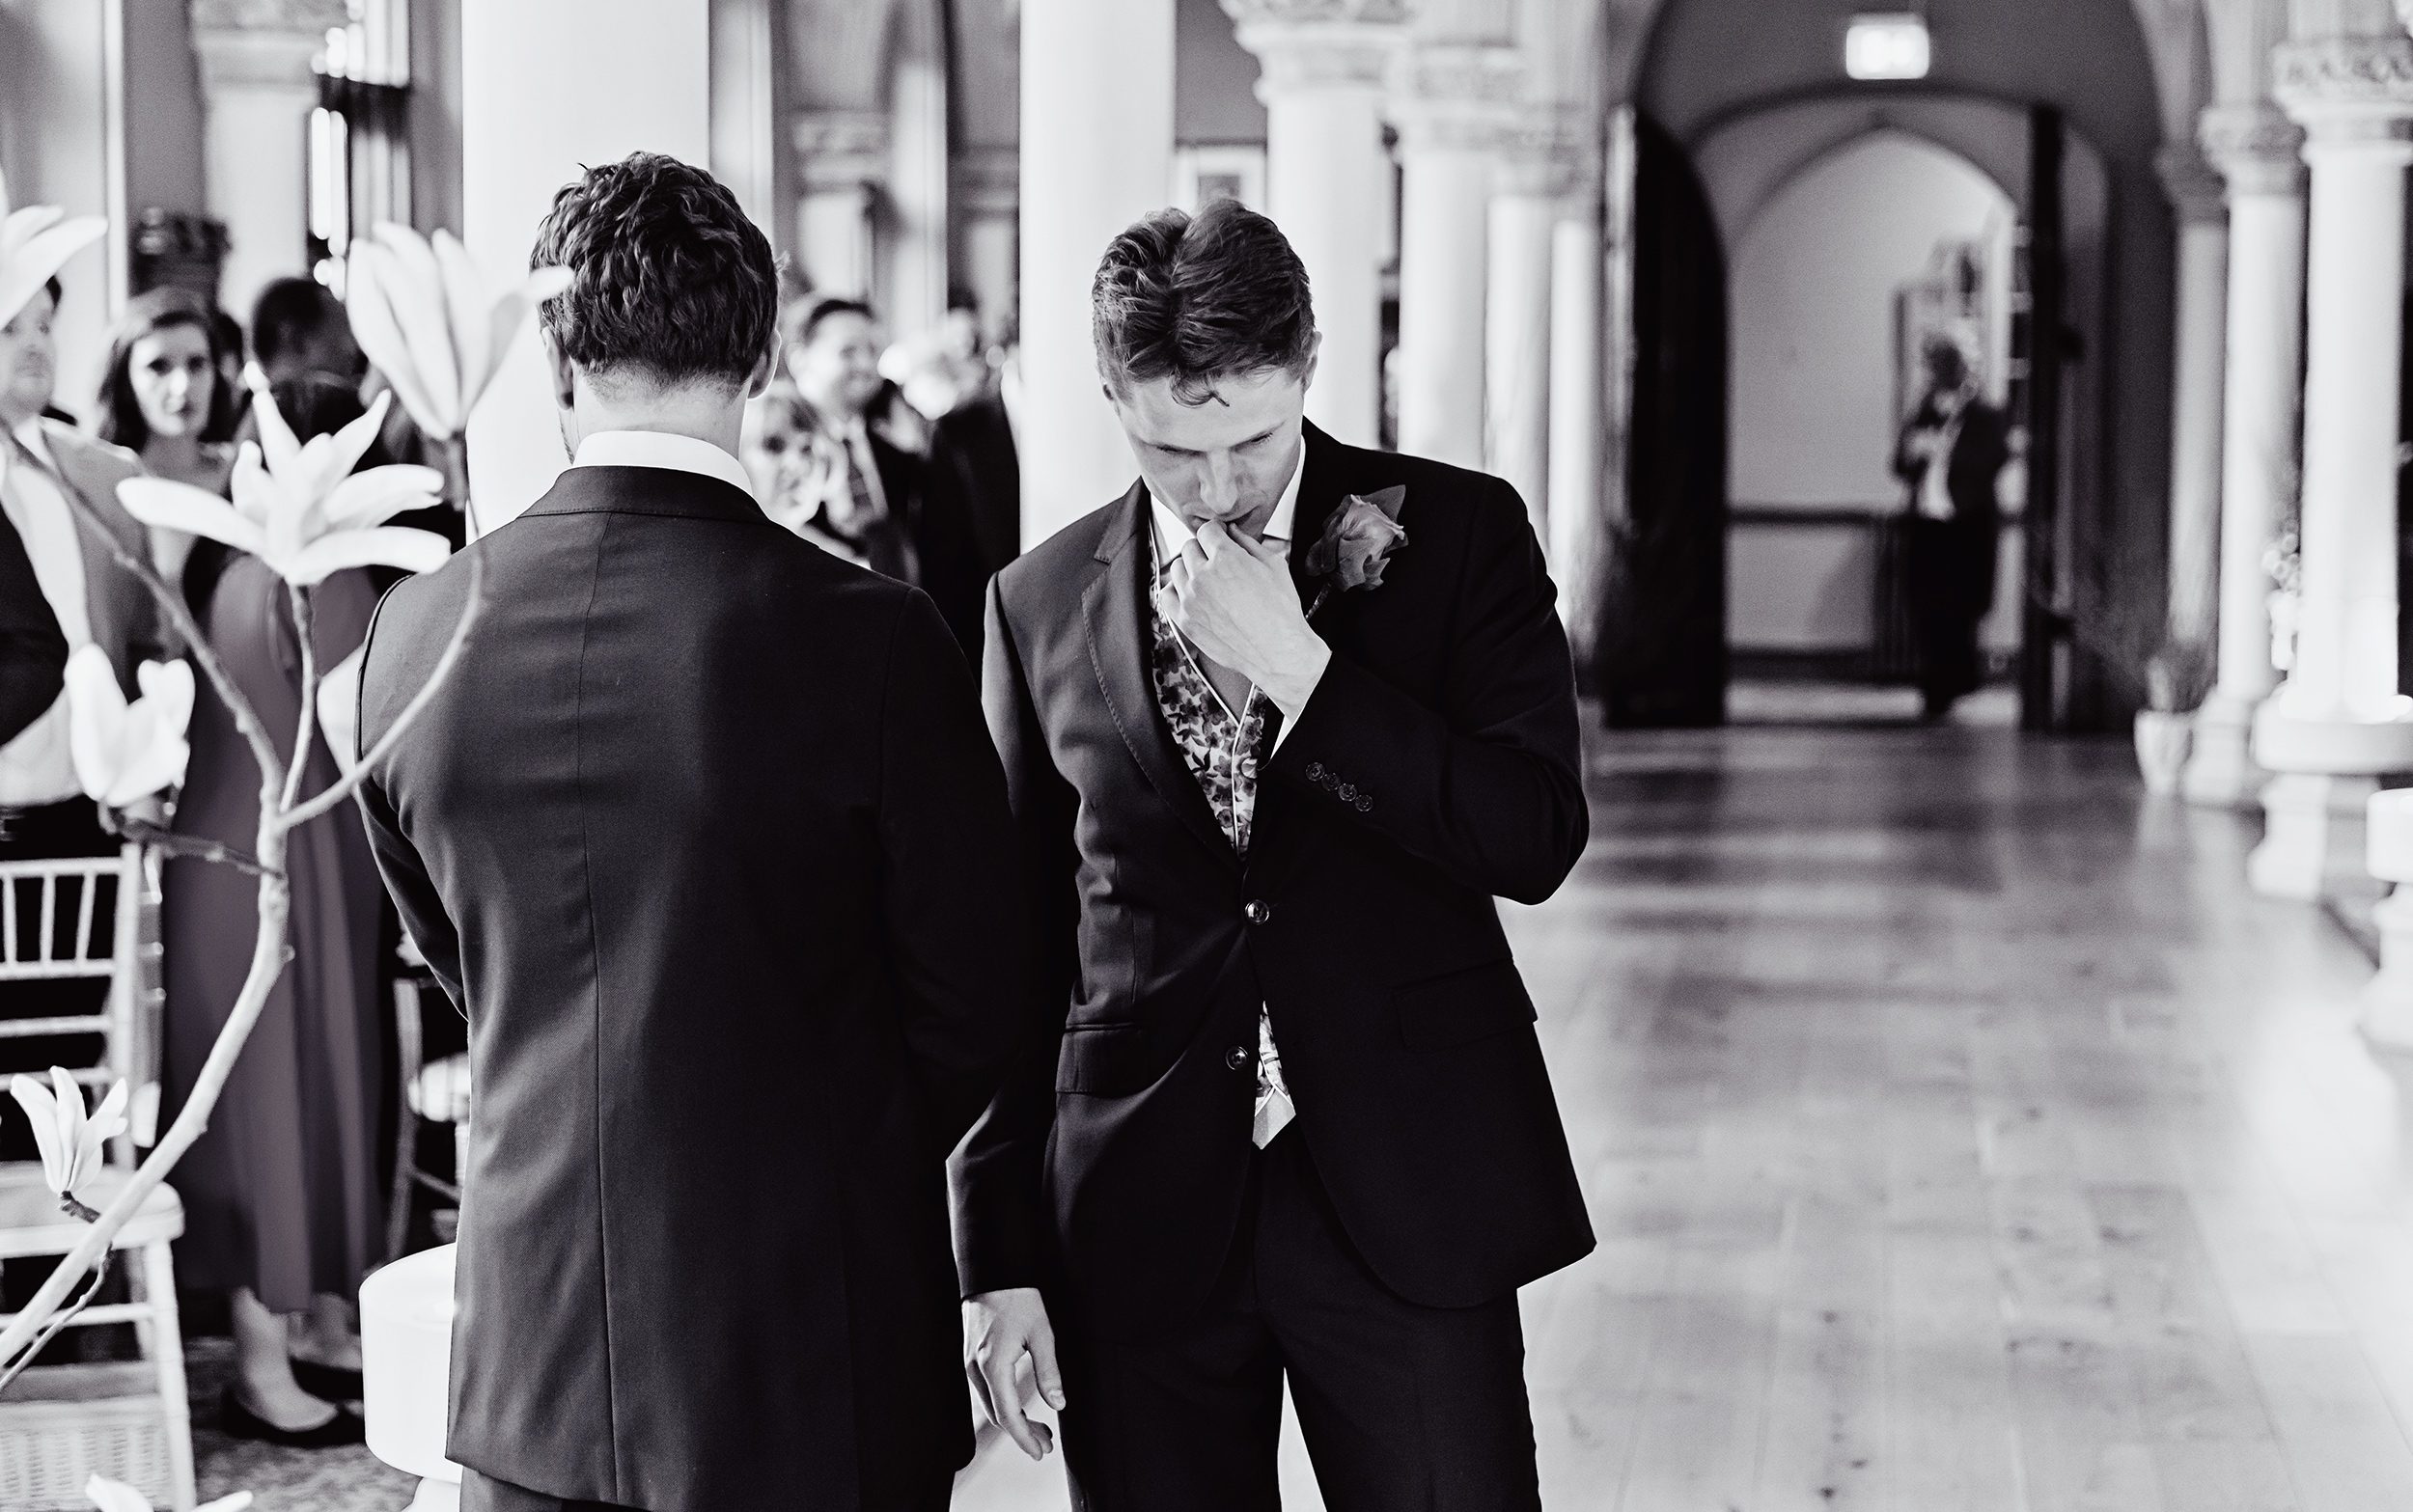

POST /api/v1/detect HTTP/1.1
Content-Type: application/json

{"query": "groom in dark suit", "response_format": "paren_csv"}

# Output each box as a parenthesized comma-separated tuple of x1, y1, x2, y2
(355, 152, 1027, 1512)
(955, 202, 1594, 1509)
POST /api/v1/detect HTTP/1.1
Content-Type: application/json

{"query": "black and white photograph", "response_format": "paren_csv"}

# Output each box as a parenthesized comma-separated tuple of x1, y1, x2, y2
(0, 0, 2408, 1508)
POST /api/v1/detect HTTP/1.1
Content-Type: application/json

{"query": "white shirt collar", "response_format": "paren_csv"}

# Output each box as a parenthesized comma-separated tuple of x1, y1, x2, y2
(1148, 443, 1306, 564)
(569, 429, 755, 500)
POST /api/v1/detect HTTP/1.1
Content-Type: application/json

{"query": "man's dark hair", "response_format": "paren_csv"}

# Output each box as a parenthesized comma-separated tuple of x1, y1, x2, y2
(1091, 201, 1316, 406)
(529, 151, 778, 390)
(251, 276, 345, 368)
(783, 294, 874, 352)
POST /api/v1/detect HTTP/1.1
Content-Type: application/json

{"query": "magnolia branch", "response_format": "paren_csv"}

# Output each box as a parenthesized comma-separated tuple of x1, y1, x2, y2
(0, 531, 484, 1382)
(282, 553, 485, 831)
(0, 1254, 111, 1396)
(59, 505, 281, 783)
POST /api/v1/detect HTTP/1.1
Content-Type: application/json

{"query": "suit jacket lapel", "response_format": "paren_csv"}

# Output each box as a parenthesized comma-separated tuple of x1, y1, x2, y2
(1288, 424, 1344, 615)
(1252, 425, 1363, 889)
(1081, 481, 1239, 868)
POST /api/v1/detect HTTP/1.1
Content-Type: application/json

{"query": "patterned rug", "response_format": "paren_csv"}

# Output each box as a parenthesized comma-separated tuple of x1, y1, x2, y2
(185, 1338, 418, 1511)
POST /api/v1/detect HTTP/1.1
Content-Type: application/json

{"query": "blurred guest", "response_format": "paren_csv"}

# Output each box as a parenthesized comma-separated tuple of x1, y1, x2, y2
(98, 287, 240, 588)
(251, 277, 366, 387)
(923, 317, 1020, 576)
(162, 371, 390, 1446)
(1892, 333, 2009, 721)
(0, 511, 65, 747)
(778, 296, 986, 655)
(211, 307, 248, 430)
(0, 275, 166, 1125)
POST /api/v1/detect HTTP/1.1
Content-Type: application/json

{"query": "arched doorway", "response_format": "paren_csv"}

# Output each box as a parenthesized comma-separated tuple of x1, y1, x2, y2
(1599, 0, 2177, 732)
(1724, 129, 2018, 708)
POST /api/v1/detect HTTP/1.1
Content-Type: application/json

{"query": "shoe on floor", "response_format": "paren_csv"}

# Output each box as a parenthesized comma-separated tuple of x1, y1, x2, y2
(288, 1356, 364, 1404)
(219, 1388, 366, 1448)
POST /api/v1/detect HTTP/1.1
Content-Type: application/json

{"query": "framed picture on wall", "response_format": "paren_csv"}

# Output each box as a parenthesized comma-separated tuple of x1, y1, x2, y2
(1174, 146, 1266, 211)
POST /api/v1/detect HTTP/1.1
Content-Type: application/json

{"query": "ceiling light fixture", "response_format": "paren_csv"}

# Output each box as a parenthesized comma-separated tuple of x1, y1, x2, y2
(1844, 14, 1931, 81)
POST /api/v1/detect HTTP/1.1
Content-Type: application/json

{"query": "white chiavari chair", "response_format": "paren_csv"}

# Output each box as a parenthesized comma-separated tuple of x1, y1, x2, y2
(0, 842, 195, 1510)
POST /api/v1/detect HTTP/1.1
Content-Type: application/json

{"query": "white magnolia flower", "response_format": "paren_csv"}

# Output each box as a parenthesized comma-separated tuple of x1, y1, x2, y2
(0, 170, 106, 330)
(86, 1473, 252, 1512)
(65, 647, 193, 808)
(347, 222, 573, 442)
(116, 384, 449, 588)
(10, 1068, 127, 1204)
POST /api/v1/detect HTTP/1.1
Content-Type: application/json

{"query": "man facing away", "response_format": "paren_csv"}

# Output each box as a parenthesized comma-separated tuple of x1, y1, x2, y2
(955, 202, 1595, 1510)
(354, 151, 1029, 1512)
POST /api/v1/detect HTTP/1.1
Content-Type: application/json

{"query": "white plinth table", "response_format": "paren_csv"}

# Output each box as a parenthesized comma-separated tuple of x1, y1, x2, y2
(2367, 790, 2413, 1046)
(361, 1242, 462, 1512)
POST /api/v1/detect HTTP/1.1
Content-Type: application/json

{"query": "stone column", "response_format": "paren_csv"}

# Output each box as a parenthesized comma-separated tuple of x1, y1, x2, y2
(1225, 0, 1406, 450)
(459, 0, 711, 526)
(2156, 144, 2230, 654)
(886, 14, 951, 338)
(2248, 35, 2413, 898)
(954, 146, 1020, 344)
(1547, 194, 1604, 611)
(709, 0, 787, 245)
(1390, 43, 1519, 469)
(2184, 102, 2307, 807)
(1019, 0, 1176, 545)
(1485, 109, 1574, 542)
(791, 111, 887, 298)
(192, 0, 347, 322)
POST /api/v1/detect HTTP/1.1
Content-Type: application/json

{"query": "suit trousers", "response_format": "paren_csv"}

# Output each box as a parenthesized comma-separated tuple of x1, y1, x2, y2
(460, 1468, 954, 1512)
(1057, 1131, 1541, 1512)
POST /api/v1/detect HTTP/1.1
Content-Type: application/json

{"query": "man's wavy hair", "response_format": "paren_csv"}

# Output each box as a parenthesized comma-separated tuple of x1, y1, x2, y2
(1092, 201, 1316, 407)
(530, 151, 778, 391)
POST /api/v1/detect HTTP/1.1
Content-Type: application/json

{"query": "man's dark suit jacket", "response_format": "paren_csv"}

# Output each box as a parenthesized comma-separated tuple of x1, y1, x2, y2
(354, 463, 1029, 1510)
(0, 509, 67, 745)
(953, 423, 1595, 1335)
(925, 390, 1020, 579)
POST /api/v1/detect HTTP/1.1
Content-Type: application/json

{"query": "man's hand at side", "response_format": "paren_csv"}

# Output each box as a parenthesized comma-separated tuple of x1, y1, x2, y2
(963, 1287, 1067, 1461)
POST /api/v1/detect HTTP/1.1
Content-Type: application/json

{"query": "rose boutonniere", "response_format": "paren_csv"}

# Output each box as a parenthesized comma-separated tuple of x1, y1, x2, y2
(1304, 485, 1407, 615)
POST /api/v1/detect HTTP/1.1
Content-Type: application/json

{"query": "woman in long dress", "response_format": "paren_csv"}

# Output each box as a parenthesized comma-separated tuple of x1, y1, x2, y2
(161, 374, 388, 1446)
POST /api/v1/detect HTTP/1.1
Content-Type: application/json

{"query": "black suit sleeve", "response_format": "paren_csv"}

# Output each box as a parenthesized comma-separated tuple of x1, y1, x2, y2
(353, 590, 469, 1019)
(1266, 481, 1589, 906)
(949, 577, 1078, 1297)
(875, 586, 1031, 1153)
(0, 509, 68, 746)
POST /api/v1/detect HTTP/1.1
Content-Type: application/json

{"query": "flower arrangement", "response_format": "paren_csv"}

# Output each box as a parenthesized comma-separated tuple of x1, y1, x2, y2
(0, 213, 547, 1394)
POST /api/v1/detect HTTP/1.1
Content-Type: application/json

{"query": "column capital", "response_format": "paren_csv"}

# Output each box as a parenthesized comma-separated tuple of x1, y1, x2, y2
(791, 110, 890, 190)
(190, 0, 347, 32)
(1388, 43, 1524, 155)
(2199, 101, 2308, 195)
(954, 145, 1019, 219)
(191, 0, 342, 91)
(2275, 34, 2413, 149)
(1223, 0, 1410, 95)
(1493, 107, 1585, 198)
(2155, 144, 2231, 224)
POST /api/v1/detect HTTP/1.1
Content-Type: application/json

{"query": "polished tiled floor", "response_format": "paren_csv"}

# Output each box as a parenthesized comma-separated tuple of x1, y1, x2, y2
(195, 689, 2413, 1509)
(962, 695, 2413, 1511)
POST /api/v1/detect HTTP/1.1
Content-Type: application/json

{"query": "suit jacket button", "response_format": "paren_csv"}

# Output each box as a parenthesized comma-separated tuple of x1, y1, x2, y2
(1339, 783, 1357, 802)
(1225, 1045, 1251, 1071)
(1243, 899, 1271, 924)
(1306, 761, 1325, 781)
(1355, 794, 1373, 812)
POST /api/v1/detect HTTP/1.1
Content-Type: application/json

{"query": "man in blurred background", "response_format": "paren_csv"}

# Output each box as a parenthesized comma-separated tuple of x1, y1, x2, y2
(777, 294, 985, 656)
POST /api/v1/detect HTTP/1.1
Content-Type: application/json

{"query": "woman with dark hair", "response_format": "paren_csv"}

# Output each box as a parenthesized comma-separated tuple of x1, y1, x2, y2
(96, 287, 241, 586)
(160, 370, 389, 1447)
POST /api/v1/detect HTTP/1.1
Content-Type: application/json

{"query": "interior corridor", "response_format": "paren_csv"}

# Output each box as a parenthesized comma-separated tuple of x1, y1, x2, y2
(958, 717, 2413, 1511)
